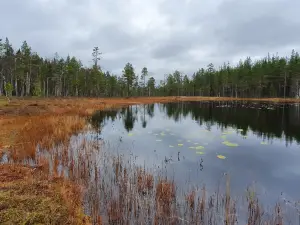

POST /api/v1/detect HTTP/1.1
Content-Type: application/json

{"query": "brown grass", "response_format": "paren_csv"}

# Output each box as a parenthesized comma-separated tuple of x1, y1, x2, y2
(0, 164, 91, 225)
(0, 96, 296, 224)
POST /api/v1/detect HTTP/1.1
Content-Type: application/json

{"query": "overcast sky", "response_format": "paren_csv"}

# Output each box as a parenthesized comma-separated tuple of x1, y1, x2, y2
(2, 0, 300, 80)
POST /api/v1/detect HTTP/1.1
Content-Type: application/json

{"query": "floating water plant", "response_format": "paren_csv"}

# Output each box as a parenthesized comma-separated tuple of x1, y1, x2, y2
(169, 145, 174, 148)
(195, 146, 205, 150)
(128, 133, 133, 137)
(260, 141, 268, 145)
(189, 147, 195, 149)
(160, 132, 166, 136)
(237, 129, 243, 132)
(178, 144, 183, 146)
(217, 154, 226, 159)
(222, 140, 238, 147)
(196, 151, 205, 155)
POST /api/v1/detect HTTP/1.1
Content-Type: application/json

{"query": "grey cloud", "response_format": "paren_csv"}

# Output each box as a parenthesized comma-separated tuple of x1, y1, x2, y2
(151, 43, 187, 59)
(71, 24, 141, 53)
(1, 0, 300, 80)
(210, 0, 300, 56)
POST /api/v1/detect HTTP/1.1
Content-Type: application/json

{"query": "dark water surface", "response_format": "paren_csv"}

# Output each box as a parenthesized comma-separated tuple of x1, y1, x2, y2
(89, 101, 300, 212)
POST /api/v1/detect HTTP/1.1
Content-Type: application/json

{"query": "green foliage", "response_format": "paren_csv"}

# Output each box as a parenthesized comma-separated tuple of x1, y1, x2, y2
(122, 63, 136, 96)
(33, 82, 42, 96)
(1, 36, 300, 98)
(4, 82, 13, 97)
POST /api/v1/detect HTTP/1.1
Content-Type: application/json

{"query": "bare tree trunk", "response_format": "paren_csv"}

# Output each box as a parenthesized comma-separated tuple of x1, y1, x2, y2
(46, 78, 50, 97)
(15, 79, 18, 97)
(235, 84, 238, 98)
(25, 72, 29, 96)
(43, 80, 46, 97)
(14, 58, 18, 97)
(283, 71, 287, 99)
(296, 79, 300, 99)
(0, 70, 3, 96)
(21, 81, 24, 97)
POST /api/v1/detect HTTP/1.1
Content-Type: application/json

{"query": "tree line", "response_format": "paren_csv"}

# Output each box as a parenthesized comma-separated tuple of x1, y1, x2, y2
(1, 37, 300, 98)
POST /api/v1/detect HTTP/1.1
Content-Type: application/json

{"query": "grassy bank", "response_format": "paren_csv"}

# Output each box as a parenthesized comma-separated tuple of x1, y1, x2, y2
(0, 164, 90, 225)
(0, 96, 297, 224)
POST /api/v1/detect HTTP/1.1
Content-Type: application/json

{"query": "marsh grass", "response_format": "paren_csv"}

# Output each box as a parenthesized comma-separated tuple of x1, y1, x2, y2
(0, 164, 90, 225)
(1, 97, 299, 224)
(2, 130, 293, 224)
(16, 137, 288, 225)
(9, 115, 85, 161)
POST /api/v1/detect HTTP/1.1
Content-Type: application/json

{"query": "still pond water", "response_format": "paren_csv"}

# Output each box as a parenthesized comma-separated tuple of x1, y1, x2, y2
(89, 101, 300, 208)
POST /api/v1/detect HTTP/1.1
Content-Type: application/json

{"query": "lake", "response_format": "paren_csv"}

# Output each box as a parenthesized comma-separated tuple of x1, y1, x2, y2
(87, 101, 300, 222)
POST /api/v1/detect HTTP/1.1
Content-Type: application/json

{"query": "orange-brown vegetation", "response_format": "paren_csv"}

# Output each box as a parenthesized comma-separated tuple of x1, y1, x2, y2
(0, 97, 293, 224)
(0, 164, 91, 225)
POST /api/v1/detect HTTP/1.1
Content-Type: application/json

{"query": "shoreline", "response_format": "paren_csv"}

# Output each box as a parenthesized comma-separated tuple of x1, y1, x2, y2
(0, 97, 298, 224)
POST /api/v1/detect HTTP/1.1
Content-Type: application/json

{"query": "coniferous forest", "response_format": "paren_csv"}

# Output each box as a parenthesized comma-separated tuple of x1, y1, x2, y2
(1, 37, 300, 98)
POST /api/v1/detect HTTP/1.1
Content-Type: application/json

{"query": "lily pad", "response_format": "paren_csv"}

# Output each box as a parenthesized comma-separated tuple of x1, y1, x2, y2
(221, 135, 227, 140)
(195, 146, 205, 150)
(160, 132, 166, 136)
(260, 141, 268, 145)
(128, 133, 134, 137)
(222, 141, 238, 147)
(178, 144, 183, 147)
(196, 151, 205, 155)
(217, 154, 226, 159)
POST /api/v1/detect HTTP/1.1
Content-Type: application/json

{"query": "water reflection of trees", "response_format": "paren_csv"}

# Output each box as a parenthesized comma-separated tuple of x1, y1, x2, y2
(121, 106, 136, 132)
(161, 102, 300, 144)
(89, 102, 300, 144)
(90, 104, 155, 133)
(89, 110, 118, 132)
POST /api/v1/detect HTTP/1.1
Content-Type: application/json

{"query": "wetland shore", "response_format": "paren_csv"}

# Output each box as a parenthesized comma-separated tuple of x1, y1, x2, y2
(0, 96, 298, 224)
